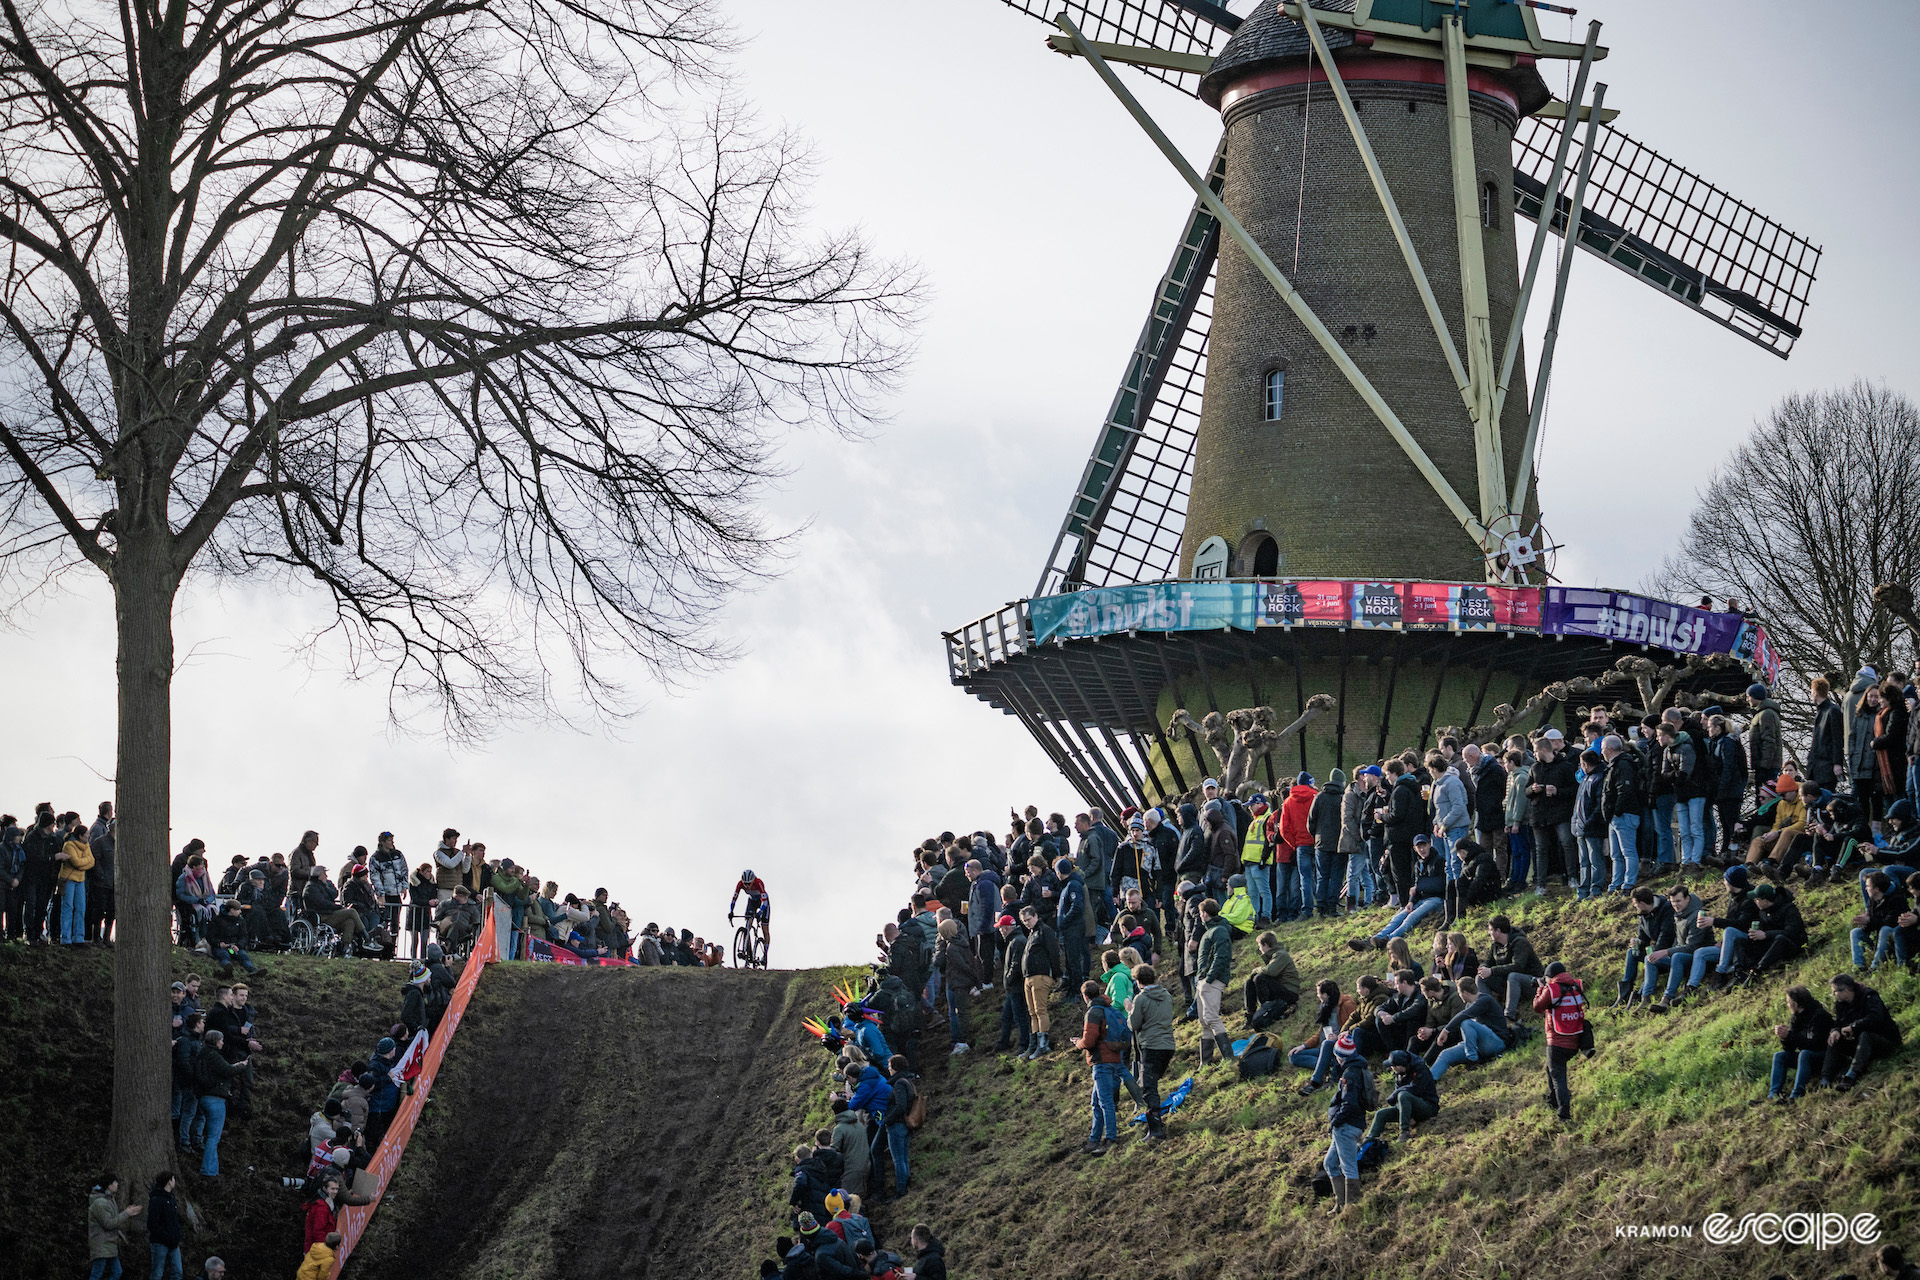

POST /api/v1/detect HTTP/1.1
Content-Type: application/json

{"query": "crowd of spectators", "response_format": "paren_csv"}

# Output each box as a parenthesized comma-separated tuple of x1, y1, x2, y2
(833, 671, 1912, 1230)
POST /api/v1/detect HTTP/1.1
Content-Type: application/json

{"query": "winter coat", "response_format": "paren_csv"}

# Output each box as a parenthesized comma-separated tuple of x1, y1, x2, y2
(1127, 982, 1177, 1050)
(1387, 1058, 1441, 1111)
(431, 842, 468, 891)
(1863, 886, 1912, 934)
(829, 1111, 870, 1195)
(368, 848, 408, 898)
(1874, 700, 1910, 796)
(941, 936, 985, 992)
(1204, 820, 1239, 880)
(1278, 784, 1317, 851)
(913, 1238, 950, 1280)
(1339, 786, 1368, 855)
(58, 837, 95, 883)
(1528, 753, 1578, 825)
(1504, 763, 1532, 826)
(1752, 897, 1806, 948)
(1702, 888, 1760, 935)
(1601, 750, 1643, 822)
(1385, 774, 1425, 843)
(846, 1063, 892, 1115)
(1055, 871, 1088, 937)
(1078, 823, 1116, 895)
(1253, 946, 1302, 999)
(1310, 784, 1344, 854)
(1833, 986, 1901, 1048)
(1484, 930, 1543, 985)
(147, 1188, 183, 1248)
(1572, 769, 1607, 838)
(1422, 987, 1465, 1035)
(1021, 923, 1063, 981)
(1301, 992, 1358, 1051)
(1328, 1058, 1371, 1130)
(1709, 732, 1749, 801)
(1748, 698, 1784, 778)
(1781, 1000, 1835, 1054)
(296, 1242, 336, 1280)
(1633, 898, 1678, 953)
(87, 1190, 138, 1259)
(1532, 973, 1589, 1049)
(999, 927, 1029, 987)
(1431, 770, 1469, 832)
(1807, 696, 1845, 786)
(1846, 677, 1879, 780)
(1196, 917, 1233, 984)
(1673, 893, 1715, 950)
(967, 870, 1003, 937)
(1472, 756, 1508, 832)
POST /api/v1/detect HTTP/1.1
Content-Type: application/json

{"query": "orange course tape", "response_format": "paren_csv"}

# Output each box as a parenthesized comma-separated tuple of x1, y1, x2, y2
(328, 902, 500, 1276)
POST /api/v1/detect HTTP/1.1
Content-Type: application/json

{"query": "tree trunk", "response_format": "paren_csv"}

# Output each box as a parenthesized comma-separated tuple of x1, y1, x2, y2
(105, 537, 181, 1195)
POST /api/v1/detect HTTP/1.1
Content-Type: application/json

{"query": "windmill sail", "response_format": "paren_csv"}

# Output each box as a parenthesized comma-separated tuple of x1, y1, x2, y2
(1512, 116, 1820, 358)
(1035, 143, 1224, 597)
(992, 0, 1240, 97)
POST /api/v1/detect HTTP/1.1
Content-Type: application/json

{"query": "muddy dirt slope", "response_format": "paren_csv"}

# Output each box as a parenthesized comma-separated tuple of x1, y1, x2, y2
(348, 962, 852, 1280)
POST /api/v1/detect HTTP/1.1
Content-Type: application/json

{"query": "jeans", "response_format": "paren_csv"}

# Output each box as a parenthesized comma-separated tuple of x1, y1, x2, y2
(59, 879, 86, 943)
(1686, 945, 1722, 988)
(1909, 759, 1920, 809)
(1438, 826, 1469, 881)
(947, 991, 969, 1046)
(1344, 851, 1377, 906)
(88, 1262, 123, 1280)
(1677, 797, 1707, 866)
(1274, 863, 1301, 923)
(1530, 820, 1575, 886)
(1241, 862, 1274, 921)
(1608, 814, 1641, 891)
(1577, 836, 1609, 900)
(1090, 1062, 1121, 1142)
(1505, 828, 1532, 889)
(1323, 1122, 1362, 1180)
(149, 1244, 183, 1280)
(176, 1093, 206, 1149)
(1770, 1049, 1820, 1098)
(1715, 929, 1751, 975)
(198, 1095, 227, 1175)
(872, 1119, 909, 1195)
(1296, 848, 1321, 917)
(1635, 952, 1681, 997)
(997, 985, 1031, 1049)
(1652, 794, 1676, 864)
(1430, 1019, 1506, 1079)
(211, 942, 256, 973)
(1374, 897, 1444, 940)
(1862, 866, 1917, 913)
(1364, 1090, 1437, 1138)
(1851, 925, 1906, 968)
(1546, 1044, 1578, 1118)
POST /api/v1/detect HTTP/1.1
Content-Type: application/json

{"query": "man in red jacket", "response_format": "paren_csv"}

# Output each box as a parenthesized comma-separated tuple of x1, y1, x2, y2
(1277, 775, 1318, 924)
(1532, 961, 1590, 1123)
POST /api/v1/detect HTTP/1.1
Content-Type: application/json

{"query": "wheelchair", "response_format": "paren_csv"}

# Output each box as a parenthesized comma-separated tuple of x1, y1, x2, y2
(288, 909, 343, 958)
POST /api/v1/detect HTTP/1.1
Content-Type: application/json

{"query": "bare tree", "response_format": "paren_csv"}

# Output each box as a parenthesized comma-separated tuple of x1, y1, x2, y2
(1166, 696, 1336, 796)
(0, 0, 917, 1189)
(1653, 381, 1920, 725)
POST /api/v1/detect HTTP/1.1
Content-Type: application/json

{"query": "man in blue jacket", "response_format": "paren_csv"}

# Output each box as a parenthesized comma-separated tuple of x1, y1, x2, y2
(1055, 858, 1089, 997)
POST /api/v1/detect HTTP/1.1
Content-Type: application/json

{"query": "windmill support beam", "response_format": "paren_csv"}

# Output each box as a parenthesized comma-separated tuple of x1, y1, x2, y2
(1512, 81, 1608, 517)
(1294, 0, 1470, 404)
(1043, 33, 1213, 76)
(1494, 21, 1601, 427)
(1442, 13, 1505, 532)
(1055, 13, 1490, 553)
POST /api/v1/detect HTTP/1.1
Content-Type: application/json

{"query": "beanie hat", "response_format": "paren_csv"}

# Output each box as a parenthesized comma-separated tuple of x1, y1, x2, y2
(1747, 683, 1768, 699)
(376, 1037, 396, 1055)
(796, 1212, 821, 1235)
(1752, 883, 1778, 902)
(1775, 773, 1798, 793)
(1723, 865, 1750, 891)
(1227, 873, 1247, 888)
(1545, 960, 1567, 978)
(1888, 799, 1916, 824)
(1249, 794, 1268, 808)
(1328, 768, 1348, 786)
(825, 1192, 845, 1216)
(330, 1147, 353, 1166)
(1055, 857, 1075, 877)
(1296, 771, 1315, 787)
(1332, 1032, 1358, 1062)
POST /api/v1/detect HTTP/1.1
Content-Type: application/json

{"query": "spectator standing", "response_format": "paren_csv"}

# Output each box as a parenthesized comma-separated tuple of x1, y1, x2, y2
(57, 817, 96, 945)
(431, 829, 467, 903)
(146, 1172, 183, 1280)
(873, 1056, 915, 1202)
(1807, 676, 1845, 789)
(85, 1173, 142, 1280)
(21, 809, 61, 945)
(1525, 730, 1578, 893)
(1706, 716, 1749, 863)
(86, 801, 115, 944)
(1321, 1034, 1370, 1217)
(369, 833, 408, 939)
(1194, 897, 1235, 1066)
(1128, 963, 1175, 1141)
(193, 1030, 247, 1176)
(1019, 905, 1061, 1059)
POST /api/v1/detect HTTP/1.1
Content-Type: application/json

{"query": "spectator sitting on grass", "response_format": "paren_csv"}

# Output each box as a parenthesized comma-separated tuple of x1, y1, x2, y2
(1852, 871, 1912, 970)
(1754, 984, 1833, 1106)
(1428, 976, 1509, 1081)
(205, 900, 256, 976)
(1823, 973, 1903, 1092)
(1362, 1047, 1438, 1143)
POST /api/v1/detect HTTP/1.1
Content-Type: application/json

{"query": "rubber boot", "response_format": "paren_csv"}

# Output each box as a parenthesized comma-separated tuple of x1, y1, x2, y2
(1199, 1036, 1215, 1066)
(1325, 1176, 1347, 1218)
(1213, 1034, 1238, 1063)
(1608, 980, 1632, 1012)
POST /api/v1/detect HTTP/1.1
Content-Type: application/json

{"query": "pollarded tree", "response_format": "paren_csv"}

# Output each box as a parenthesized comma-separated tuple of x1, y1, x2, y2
(0, 0, 917, 1191)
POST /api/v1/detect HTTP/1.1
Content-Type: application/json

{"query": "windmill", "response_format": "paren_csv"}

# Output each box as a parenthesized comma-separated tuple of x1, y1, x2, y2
(941, 0, 1813, 811)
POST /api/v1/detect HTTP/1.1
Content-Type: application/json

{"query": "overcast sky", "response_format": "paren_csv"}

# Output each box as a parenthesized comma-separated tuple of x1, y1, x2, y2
(1, 0, 1913, 967)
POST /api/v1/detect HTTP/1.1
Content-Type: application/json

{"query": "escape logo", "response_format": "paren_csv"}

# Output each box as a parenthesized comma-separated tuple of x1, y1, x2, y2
(1613, 1214, 1880, 1249)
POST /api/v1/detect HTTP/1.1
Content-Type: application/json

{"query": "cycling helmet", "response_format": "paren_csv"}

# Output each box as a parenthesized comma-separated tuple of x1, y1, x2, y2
(740, 869, 754, 881)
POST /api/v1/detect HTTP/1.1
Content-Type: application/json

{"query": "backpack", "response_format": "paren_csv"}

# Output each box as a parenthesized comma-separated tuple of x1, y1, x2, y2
(1357, 1065, 1381, 1112)
(1099, 1004, 1132, 1047)
(905, 1086, 927, 1131)
(1545, 977, 1588, 1039)
(1249, 997, 1295, 1031)
(1237, 1036, 1280, 1081)
(1357, 1137, 1390, 1171)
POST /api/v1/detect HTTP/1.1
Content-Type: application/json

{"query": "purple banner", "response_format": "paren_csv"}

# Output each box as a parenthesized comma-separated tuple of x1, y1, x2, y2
(1541, 588, 1746, 656)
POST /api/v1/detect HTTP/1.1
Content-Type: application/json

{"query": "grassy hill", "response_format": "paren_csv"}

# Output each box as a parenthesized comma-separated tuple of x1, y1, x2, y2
(0, 945, 408, 1277)
(874, 874, 1918, 1280)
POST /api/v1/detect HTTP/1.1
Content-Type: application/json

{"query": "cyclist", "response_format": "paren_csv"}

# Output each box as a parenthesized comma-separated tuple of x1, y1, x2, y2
(730, 869, 771, 956)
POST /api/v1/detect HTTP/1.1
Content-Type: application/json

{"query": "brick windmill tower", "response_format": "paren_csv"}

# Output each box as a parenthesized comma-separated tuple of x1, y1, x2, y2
(943, 0, 1816, 811)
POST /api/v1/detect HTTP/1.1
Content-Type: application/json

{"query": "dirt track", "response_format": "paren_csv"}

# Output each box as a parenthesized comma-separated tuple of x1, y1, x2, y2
(348, 962, 848, 1280)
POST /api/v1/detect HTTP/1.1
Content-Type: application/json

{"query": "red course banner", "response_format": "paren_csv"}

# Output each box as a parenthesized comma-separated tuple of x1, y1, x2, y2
(1256, 580, 1543, 633)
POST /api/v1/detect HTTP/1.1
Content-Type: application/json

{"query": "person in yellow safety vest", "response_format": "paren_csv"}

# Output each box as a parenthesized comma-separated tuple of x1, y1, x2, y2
(1220, 873, 1256, 937)
(1240, 794, 1276, 928)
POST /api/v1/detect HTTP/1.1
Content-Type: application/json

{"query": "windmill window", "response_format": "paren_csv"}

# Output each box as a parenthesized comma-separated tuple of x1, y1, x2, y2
(1263, 367, 1286, 421)
(1481, 182, 1498, 229)
(1249, 533, 1280, 577)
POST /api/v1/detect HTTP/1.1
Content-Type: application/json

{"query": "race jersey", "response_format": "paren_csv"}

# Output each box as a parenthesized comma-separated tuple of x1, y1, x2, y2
(736, 876, 769, 913)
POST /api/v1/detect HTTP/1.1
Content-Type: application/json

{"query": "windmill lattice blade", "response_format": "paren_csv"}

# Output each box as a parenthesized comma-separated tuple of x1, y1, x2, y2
(993, 0, 1241, 97)
(1035, 143, 1224, 596)
(1512, 116, 1820, 358)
